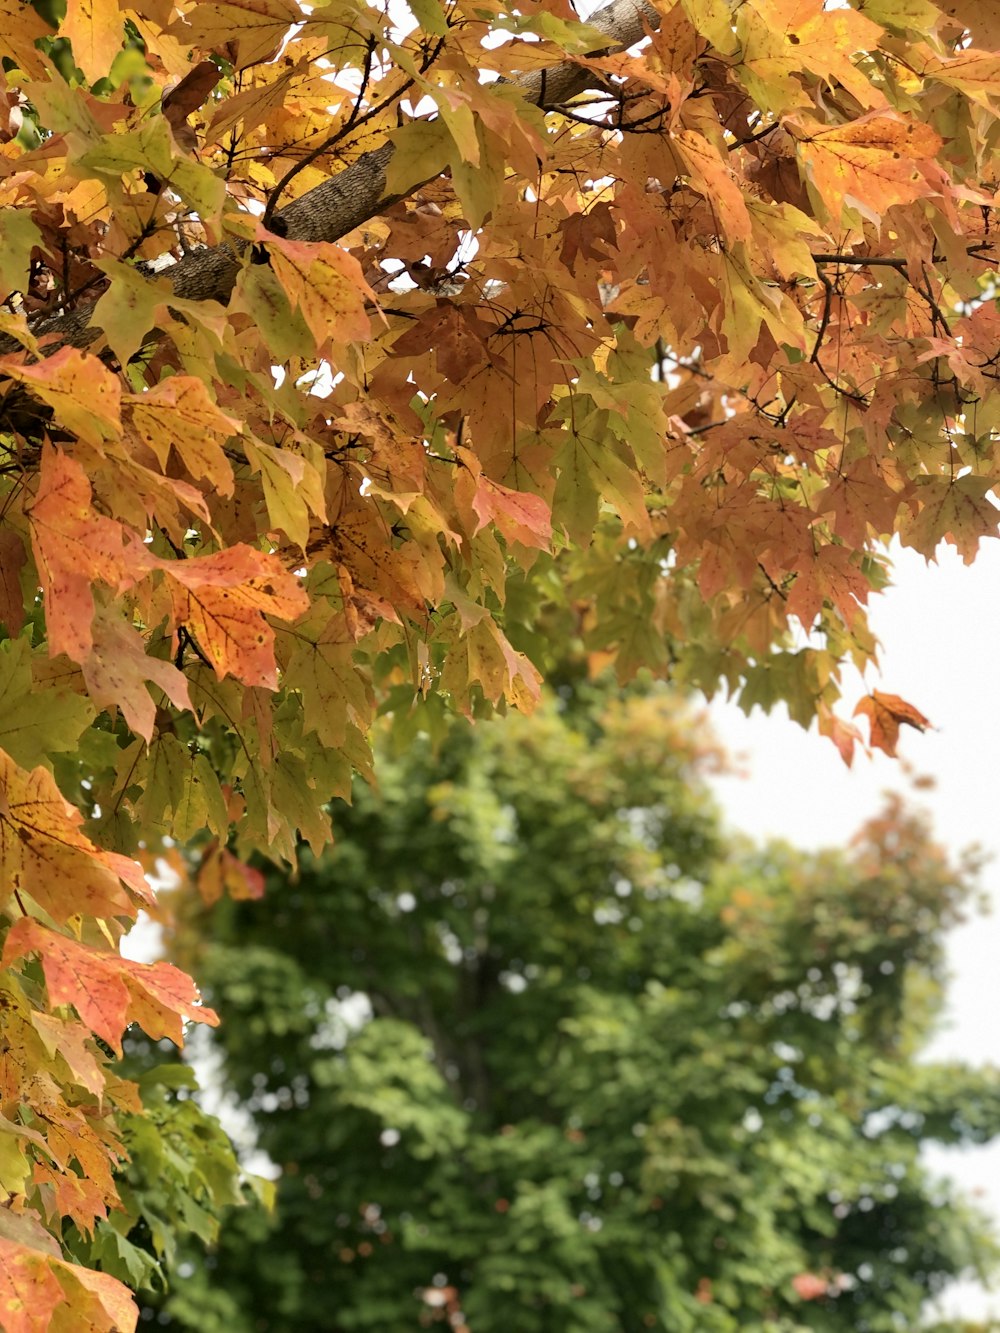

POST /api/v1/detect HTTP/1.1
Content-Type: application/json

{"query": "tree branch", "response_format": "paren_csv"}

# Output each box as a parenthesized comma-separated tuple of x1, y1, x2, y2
(0, 0, 659, 362)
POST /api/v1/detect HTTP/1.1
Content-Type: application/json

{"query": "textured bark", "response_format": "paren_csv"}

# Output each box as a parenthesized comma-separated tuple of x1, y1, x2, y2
(0, 0, 659, 362)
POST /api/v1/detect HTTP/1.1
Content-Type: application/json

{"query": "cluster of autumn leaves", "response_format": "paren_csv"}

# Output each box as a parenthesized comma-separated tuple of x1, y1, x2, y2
(1, 0, 1000, 1322)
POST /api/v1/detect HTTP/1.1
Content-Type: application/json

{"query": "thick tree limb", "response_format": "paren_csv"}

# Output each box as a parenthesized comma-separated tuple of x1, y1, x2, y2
(0, 0, 658, 361)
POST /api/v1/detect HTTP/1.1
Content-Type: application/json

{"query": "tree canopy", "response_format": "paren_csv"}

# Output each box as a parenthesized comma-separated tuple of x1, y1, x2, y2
(3, 0, 1000, 1322)
(151, 686, 1000, 1332)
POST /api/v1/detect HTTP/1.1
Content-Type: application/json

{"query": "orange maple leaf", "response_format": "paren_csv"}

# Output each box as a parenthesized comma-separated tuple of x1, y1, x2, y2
(0, 748, 152, 924)
(27, 449, 133, 664)
(160, 547, 309, 689)
(854, 691, 931, 757)
(2, 918, 219, 1055)
(0, 1235, 137, 1333)
(791, 1272, 828, 1301)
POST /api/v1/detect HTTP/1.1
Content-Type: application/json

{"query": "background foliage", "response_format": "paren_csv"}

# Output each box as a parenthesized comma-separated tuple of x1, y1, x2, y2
(151, 685, 1000, 1332)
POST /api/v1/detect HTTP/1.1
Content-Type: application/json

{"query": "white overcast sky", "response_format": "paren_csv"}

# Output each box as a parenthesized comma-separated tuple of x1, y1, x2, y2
(706, 539, 1000, 1319)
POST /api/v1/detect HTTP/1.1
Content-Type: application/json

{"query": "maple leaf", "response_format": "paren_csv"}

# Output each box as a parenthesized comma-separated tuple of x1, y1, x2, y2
(160, 548, 309, 689)
(30, 1011, 107, 1099)
(0, 637, 93, 770)
(558, 202, 618, 271)
(27, 449, 132, 664)
(937, 0, 1000, 44)
(3, 918, 219, 1055)
(1, 349, 121, 452)
(0, 1236, 68, 1333)
(161, 59, 221, 126)
(126, 376, 239, 497)
(0, 1237, 137, 1333)
(454, 446, 552, 551)
(903, 474, 1000, 564)
(281, 611, 375, 748)
(818, 706, 863, 767)
(81, 606, 193, 742)
(5, 0, 1000, 1303)
(854, 691, 931, 757)
(392, 304, 491, 385)
(263, 229, 376, 351)
(197, 842, 266, 905)
(788, 112, 944, 224)
(179, 0, 302, 65)
(61, 0, 123, 83)
(0, 0, 52, 73)
(738, 0, 885, 114)
(0, 748, 151, 924)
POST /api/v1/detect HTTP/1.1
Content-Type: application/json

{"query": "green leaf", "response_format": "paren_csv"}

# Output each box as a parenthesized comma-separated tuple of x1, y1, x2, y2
(232, 264, 313, 364)
(450, 125, 504, 228)
(384, 119, 451, 196)
(0, 209, 41, 302)
(0, 636, 95, 771)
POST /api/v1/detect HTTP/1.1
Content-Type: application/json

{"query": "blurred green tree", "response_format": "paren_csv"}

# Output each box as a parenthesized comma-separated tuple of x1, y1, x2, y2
(156, 685, 1000, 1332)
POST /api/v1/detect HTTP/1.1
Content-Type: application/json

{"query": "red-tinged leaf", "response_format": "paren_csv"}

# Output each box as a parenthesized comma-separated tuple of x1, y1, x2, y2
(817, 455, 907, 548)
(0, 1236, 67, 1333)
(117, 952, 220, 1049)
(30, 1011, 106, 1098)
(0, 748, 145, 923)
(791, 1272, 828, 1301)
(784, 545, 871, 630)
(0, 1235, 139, 1333)
(3, 918, 218, 1055)
(471, 475, 552, 550)
(672, 129, 752, 244)
(818, 707, 861, 767)
(197, 841, 266, 905)
(263, 228, 375, 349)
(0, 528, 26, 634)
(33, 1163, 108, 1236)
(162, 547, 308, 688)
(82, 605, 193, 742)
(126, 376, 239, 497)
(54, 1262, 138, 1333)
(28, 449, 132, 663)
(392, 304, 490, 384)
(0, 348, 121, 452)
(854, 691, 931, 757)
